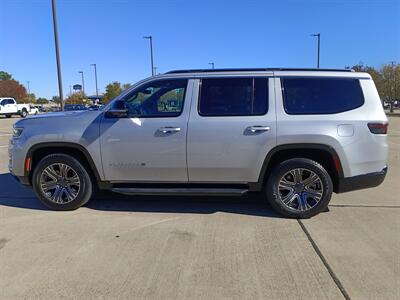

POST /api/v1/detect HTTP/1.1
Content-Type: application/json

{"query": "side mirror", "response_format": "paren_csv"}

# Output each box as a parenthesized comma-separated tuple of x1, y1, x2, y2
(105, 100, 128, 118)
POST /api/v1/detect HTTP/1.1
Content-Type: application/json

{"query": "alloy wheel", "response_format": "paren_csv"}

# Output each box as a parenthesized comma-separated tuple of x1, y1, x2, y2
(39, 163, 81, 204)
(277, 168, 323, 212)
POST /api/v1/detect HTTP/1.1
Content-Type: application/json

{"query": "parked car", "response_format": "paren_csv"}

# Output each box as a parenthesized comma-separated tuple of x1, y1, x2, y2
(64, 104, 88, 111)
(34, 105, 46, 113)
(0, 98, 30, 118)
(88, 104, 105, 111)
(28, 105, 39, 115)
(8, 68, 388, 218)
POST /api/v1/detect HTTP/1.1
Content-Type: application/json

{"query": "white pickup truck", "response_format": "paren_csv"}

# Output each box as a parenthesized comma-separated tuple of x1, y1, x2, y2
(0, 97, 31, 118)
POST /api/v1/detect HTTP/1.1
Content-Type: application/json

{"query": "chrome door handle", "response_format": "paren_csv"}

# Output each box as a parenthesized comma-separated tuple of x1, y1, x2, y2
(246, 126, 270, 133)
(158, 127, 181, 134)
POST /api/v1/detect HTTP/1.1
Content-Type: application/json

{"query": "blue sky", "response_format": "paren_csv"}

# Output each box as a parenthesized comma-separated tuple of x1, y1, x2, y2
(0, 0, 399, 99)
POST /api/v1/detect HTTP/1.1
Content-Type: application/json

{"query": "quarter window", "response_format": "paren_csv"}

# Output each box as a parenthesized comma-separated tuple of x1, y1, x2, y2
(123, 79, 187, 117)
(199, 78, 268, 116)
(281, 77, 364, 114)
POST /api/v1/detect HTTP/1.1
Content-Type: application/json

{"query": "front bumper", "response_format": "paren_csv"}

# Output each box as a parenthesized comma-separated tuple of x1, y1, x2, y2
(336, 166, 388, 193)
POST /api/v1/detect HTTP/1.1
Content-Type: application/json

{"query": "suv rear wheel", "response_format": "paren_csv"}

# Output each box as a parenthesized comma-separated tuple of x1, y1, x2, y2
(266, 158, 333, 218)
(32, 154, 92, 210)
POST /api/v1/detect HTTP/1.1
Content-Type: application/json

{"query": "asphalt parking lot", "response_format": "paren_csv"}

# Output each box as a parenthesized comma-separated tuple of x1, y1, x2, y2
(0, 116, 399, 299)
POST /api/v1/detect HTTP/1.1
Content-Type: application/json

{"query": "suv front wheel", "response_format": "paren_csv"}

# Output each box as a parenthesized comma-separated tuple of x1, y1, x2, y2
(266, 158, 333, 219)
(32, 154, 93, 210)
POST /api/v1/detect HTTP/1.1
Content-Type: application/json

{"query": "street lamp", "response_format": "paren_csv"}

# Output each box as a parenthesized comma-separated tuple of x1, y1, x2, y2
(143, 36, 154, 76)
(27, 81, 30, 94)
(153, 66, 158, 75)
(209, 62, 215, 69)
(78, 71, 85, 95)
(310, 33, 321, 68)
(51, 0, 64, 110)
(90, 63, 98, 97)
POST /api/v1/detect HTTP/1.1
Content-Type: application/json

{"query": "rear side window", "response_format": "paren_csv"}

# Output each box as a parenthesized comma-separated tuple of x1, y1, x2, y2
(199, 77, 268, 116)
(281, 77, 364, 114)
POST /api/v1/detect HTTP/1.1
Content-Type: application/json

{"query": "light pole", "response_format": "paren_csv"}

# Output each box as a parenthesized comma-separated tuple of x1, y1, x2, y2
(51, 0, 64, 110)
(27, 81, 30, 94)
(310, 33, 320, 68)
(153, 66, 158, 75)
(78, 71, 85, 96)
(90, 63, 98, 97)
(209, 62, 215, 69)
(143, 36, 154, 76)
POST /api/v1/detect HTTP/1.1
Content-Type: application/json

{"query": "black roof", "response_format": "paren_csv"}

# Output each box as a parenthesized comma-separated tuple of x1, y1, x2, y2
(165, 68, 354, 74)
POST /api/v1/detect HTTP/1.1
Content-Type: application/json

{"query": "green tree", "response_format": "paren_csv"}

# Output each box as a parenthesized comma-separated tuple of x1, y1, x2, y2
(380, 63, 400, 112)
(65, 92, 85, 104)
(36, 97, 49, 104)
(52, 96, 61, 104)
(352, 62, 400, 112)
(0, 71, 12, 81)
(122, 83, 132, 90)
(103, 82, 122, 103)
(21, 93, 36, 104)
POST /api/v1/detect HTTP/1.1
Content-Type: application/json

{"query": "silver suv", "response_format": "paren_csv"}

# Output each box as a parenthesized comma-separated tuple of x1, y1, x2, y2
(9, 68, 388, 218)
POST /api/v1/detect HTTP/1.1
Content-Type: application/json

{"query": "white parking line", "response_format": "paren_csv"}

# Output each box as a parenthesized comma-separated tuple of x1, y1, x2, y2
(0, 145, 8, 148)
(0, 134, 11, 137)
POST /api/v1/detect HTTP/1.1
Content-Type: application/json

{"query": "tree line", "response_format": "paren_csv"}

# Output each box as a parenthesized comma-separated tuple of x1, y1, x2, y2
(352, 63, 400, 112)
(1, 63, 399, 109)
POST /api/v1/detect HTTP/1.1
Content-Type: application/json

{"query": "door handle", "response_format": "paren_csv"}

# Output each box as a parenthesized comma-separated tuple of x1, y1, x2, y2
(246, 126, 270, 133)
(158, 127, 181, 134)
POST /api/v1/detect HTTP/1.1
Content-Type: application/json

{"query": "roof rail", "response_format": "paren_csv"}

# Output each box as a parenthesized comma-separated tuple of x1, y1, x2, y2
(165, 68, 354, 74)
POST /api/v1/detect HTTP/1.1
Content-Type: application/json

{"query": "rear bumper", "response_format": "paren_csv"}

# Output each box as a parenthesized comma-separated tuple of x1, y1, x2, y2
(336, 166, 387, 193)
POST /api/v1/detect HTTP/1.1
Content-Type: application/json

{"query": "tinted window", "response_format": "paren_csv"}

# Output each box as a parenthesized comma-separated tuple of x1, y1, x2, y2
(124, 79, 187, 117)
(199, 78, 268, 116)
(282, 77, 364, 114)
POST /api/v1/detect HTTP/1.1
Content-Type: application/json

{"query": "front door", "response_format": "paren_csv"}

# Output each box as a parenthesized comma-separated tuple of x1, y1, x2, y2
(100, 79, 193, 182)
(1, 99, 17, 114)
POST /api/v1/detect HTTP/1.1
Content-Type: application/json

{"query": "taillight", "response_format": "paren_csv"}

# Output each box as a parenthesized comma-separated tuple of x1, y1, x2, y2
(368, 123, 388, 134)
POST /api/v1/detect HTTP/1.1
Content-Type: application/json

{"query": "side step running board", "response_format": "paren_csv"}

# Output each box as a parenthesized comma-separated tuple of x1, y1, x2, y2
(111, 187, 248, 196)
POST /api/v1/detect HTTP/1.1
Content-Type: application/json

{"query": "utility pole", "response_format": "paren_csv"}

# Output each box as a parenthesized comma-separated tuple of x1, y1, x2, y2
(91, 64, 99, 97)
(153, 66, 158, 75)
(390, 61, 397, 113)
(51, 0, 64, 110)
(27, 81, 30, 94)
(311, 33, 321, 68)
(209, 62, 215, 69)
(143, 36, 154, 76)
(78, 71, 85, 96)
(90, 63, 98, 97)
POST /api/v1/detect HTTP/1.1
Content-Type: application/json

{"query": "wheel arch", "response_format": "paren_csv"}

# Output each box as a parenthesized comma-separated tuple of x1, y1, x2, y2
(255, 143, 344, 193)
(26, 142, 103, 188)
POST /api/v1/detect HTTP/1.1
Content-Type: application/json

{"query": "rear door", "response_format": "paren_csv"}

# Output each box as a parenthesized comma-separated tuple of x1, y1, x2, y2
(187, 76, 277, 183)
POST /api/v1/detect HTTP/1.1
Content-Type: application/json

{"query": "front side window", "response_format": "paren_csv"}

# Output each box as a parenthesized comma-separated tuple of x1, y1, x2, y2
(281, 77, 365, 114)
(199, 78, 268, 116)
(123, 79, 187, 117)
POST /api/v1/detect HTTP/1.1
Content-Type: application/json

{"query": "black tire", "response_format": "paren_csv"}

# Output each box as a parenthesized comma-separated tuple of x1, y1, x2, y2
(32, 154, 93, 210)
(20, 109, 27, 118)
(6, 114, 12, 118)
(266, 158, 333, 219)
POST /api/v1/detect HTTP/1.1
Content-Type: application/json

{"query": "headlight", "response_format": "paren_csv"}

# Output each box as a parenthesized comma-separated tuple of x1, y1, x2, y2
(12, 127, 23, 138)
